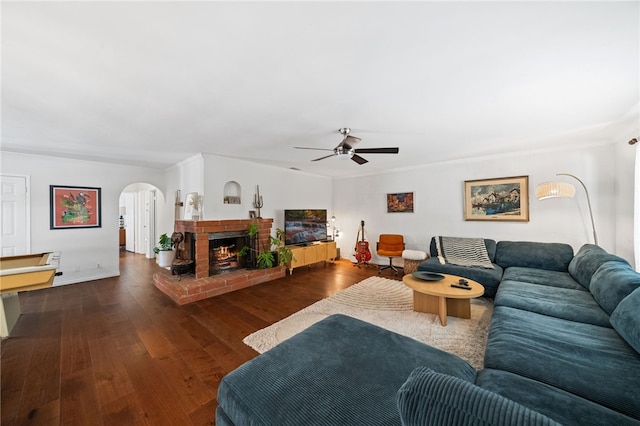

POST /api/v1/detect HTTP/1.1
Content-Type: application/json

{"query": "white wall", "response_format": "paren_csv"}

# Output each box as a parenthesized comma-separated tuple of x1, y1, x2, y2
(0, 152, 164, 285)
(160, 154, 204, 236)
(612, 106, 639, 268)
(333, 142, 633, 266)
(4, 135, 635, 286)
(170, 153, 333, 234)
(615, 141, 635, 266)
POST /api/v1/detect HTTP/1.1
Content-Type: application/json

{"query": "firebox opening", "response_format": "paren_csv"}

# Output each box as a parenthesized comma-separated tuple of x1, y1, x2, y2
(209, 231, 249, 275)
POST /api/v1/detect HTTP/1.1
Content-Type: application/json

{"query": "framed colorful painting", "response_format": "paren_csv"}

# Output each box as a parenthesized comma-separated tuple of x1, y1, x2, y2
(387, 192, 414, 213)
(464, 176, 529, 222)
(50, 185, 102, 229)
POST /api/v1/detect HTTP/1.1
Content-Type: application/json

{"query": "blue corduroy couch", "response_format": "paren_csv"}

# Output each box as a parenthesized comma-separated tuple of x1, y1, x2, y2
(216, 241, 640, 425)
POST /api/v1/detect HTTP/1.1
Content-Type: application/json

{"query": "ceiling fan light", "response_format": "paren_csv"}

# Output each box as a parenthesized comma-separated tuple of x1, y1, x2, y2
(335, 147, 355, 160)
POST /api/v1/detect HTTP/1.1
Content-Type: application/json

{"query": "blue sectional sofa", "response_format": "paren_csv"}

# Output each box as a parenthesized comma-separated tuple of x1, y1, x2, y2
(216, 241, 640, 425)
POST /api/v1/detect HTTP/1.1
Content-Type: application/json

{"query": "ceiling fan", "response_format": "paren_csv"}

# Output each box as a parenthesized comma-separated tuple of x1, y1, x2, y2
(294, 128, 399, 165)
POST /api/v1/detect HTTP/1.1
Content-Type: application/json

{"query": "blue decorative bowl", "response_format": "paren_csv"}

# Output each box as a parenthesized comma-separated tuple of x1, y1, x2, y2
(412, 271, 445, 281)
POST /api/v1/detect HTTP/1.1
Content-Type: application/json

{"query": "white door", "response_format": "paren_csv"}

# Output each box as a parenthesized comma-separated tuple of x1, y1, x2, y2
(122, 193, 136, 252)
(0, 175, 29, 256)
(145, 190, 156, 258)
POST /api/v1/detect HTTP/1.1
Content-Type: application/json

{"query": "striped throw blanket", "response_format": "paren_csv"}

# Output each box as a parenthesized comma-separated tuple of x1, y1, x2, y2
(436, 236, 494, 269)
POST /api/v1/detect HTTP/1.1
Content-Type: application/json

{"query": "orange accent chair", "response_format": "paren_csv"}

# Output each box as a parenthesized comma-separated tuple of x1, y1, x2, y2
(376, 234, 405, 275)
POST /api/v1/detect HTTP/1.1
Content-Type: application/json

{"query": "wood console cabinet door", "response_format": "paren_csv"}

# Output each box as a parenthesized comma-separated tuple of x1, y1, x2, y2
(287, 242, 336, 274)
(289, 246, 306, 270)
(326, 241, 337, 259)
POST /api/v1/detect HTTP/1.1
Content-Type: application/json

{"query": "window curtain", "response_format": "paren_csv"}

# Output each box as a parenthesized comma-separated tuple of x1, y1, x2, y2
(633, 144, 640, 272)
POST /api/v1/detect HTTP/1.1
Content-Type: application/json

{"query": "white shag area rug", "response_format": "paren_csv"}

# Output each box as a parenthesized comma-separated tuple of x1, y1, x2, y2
(243, 276, 493, 369)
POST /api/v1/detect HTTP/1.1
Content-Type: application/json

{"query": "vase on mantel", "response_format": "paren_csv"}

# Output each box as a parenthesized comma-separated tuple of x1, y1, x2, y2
(189, 193, 203, 221)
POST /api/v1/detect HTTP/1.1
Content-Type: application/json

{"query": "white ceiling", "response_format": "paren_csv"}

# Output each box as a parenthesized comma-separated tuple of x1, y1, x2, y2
(2, 1, 639, 178)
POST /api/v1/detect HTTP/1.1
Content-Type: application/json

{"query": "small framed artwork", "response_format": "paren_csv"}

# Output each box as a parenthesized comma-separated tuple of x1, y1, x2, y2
(224, 196, 241, 204)
(249, 210, 256, 218)
(387, 192, 414, 213)
(464, 175, 529, 222)
(50, 185, 102, 229)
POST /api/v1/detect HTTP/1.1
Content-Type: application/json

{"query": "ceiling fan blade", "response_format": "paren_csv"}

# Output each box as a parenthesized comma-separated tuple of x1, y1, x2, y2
(344, 135, 361, 146)
(351, 154, 368, 165)
(294, 147, 334, 151)
(312, 153, 337, 162)
(353, 147, 399, 154)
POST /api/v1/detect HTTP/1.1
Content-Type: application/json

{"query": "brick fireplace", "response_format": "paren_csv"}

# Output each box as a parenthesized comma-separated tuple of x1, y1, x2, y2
(152, 218, 286, 305)
(175, 218, 274, 278)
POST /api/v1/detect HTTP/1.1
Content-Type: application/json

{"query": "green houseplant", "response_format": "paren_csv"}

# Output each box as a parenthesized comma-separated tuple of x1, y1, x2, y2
(273, 227, 294, 267)
(238, 226, 294, 269)
(154, 233, 175, 267)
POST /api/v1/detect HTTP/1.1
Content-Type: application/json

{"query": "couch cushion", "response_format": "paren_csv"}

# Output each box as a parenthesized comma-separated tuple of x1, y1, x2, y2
(429, 237, 497, 261)
(402, 249, 427, 261)
(501, 267, 585, 291)
(568, 244, 630, 290)
(485, 306, 640, 420)
(476, 369, 640, 426)
(495, 280, 610, 327)
(494, 241, 574, 272)
(590, 261, 640, 315)
(215, 407, 235, 426)
(217, 314, 477, 426)
(397, 367, 561, 426)
(417, 257, 503, 298)
(611, 288, 640, 355)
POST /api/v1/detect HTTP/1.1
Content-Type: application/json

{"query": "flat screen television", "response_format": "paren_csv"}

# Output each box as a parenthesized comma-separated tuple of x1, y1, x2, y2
(284, 209, 328, 246)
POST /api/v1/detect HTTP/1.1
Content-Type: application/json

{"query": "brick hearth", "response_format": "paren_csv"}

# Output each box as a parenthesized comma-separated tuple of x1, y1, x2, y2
(153, 265, 286, 305)
(152, 218, 286, 304)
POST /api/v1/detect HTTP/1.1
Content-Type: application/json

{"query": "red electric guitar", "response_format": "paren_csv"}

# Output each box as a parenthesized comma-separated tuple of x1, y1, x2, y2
(354, 220, 372, 266)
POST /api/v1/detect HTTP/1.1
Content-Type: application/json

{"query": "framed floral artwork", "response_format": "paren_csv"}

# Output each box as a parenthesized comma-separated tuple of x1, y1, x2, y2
(50, 185, 102, 229)
(464, 176, 529, 222)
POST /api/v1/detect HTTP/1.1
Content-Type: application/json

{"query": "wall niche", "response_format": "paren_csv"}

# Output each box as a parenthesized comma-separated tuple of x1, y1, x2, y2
(223, 181, 241, 204)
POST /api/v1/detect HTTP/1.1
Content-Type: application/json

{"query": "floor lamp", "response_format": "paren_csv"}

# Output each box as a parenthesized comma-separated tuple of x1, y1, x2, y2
(535, 173, 598, 246)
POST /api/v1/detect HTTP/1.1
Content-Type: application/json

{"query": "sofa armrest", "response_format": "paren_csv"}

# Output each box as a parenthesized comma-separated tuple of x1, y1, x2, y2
(397, 367, 561, 426)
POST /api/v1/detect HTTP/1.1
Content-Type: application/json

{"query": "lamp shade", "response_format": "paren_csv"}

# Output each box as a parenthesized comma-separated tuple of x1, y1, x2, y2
(119, 206, 127, 216)
(535, 181, 576, 200)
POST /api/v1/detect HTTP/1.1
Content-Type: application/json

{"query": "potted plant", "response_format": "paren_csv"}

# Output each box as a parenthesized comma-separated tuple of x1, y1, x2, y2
(273, 227, 294, 267)
(238, 226, 294, 269)
(154, 233, 175, 267)
(238, 223, 259, 268)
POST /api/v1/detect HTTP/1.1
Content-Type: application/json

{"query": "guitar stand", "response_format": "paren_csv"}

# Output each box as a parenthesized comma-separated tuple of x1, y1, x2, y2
(354, 260, 370, 268)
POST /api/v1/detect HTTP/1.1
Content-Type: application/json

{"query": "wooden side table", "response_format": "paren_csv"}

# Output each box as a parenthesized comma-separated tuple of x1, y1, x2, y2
(402, 273, 484, 326)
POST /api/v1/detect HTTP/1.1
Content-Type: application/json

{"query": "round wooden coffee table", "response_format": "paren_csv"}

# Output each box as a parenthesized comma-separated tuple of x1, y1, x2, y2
(402, 273, 484, 326)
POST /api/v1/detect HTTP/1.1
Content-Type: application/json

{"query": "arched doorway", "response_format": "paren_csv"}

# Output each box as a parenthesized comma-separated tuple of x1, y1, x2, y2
(119, 182, 164, 259)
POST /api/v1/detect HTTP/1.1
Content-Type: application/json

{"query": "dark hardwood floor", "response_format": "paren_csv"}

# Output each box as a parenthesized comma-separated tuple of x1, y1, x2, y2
(1, 251, 395, 425)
